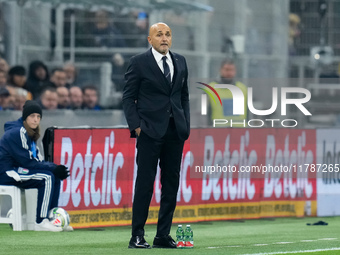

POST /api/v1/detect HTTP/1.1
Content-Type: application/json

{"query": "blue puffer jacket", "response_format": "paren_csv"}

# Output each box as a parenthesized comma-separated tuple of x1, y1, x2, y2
(0, 117, 56, 174)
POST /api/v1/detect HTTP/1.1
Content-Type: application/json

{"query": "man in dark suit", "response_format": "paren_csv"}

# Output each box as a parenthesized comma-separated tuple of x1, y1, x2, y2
(122, 22, 190, 249)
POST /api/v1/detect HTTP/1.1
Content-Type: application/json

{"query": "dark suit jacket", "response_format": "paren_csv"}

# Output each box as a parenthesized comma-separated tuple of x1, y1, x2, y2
(122, 48, 190, 141)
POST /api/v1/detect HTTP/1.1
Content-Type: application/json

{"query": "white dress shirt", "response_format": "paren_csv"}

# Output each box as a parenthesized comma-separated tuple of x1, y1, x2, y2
(151, 47, 174, 82)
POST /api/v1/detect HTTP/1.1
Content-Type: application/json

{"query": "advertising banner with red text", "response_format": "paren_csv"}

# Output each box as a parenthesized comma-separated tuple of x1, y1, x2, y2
(51, 128, 317, 228)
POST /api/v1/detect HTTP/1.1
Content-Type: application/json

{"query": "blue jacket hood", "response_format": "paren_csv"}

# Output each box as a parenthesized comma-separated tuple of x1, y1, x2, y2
(4, 117, 23, 132)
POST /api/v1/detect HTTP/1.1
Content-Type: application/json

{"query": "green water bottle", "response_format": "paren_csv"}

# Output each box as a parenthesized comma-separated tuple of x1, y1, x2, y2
(184, 224, 194, 248)
(176, 225, 185, 248)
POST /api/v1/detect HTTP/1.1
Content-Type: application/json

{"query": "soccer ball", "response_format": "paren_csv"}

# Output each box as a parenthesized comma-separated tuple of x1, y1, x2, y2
(48, 207, 70, 230)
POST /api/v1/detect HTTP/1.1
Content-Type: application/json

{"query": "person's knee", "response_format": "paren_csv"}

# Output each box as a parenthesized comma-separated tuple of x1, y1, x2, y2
(47, 171, 62, 188)
(41, 171, 55, 186)
(45, 170, 55, 180)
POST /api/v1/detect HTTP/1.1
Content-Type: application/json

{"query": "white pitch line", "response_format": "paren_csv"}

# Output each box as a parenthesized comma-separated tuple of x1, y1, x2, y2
(318, 238, 337, 241)
(207, 245, 241, 249)
(242, 247, 340, 255)
(207, 238, 338, 251)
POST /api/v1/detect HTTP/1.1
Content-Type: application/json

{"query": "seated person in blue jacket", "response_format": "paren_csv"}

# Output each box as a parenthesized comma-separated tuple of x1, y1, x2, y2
(0, 100, 69, 231)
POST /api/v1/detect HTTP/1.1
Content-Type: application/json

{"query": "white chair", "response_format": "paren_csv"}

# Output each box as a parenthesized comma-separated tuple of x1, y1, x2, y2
(0, 185, 25, 230)
(0, 185, 37, 231)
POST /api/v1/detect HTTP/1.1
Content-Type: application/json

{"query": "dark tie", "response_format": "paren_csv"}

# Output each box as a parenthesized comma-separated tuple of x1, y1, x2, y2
(162, 56, 171, 85)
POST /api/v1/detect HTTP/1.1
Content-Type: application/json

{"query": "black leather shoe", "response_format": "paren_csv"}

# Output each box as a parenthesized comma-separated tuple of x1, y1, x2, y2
(128, 236, 151, 249)
(152, 235, 177, 248)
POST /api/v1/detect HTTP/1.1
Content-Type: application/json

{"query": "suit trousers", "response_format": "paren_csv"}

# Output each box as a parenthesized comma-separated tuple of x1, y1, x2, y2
(132, 118, 184, 237)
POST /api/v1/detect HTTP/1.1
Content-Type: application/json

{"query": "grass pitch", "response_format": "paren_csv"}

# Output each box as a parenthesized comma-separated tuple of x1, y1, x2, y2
(0, 217, 339, 255)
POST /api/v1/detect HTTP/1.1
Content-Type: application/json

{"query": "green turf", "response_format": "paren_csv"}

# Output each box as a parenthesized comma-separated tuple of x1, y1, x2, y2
(0, 217, 339, 255)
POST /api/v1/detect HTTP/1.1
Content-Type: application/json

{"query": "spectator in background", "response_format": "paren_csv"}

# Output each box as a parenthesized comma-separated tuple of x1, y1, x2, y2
(111, 53, 125, 91)
(8, 66, 26, 88)
(0, 57, 9, 73)
(134, 12, 149, 46)
(50, 68, 68, 88)
(0, 87, 12, 110)
(92, 10, 126, 48)
(39, 87, 58, 110)
(69, 86, 83, 110)
(208, 59, 247, 127)
(25, 60, 51, 100)
(12, 88, 28, 111)
(0, 69, 7, 87)
(82, 85, 101, 110)
(63, 62, 77, 87)
(289, 13, 301, 56)
(115, 10, 149, 48)
(0, 70, 16, 108)
(56, 87, 70, 109)
(7, 66, 33, 100)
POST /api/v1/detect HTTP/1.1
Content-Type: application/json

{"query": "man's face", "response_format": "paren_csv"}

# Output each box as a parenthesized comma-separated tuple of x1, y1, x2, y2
(14, 95, 26, 111)
(35, 67, 47, 81)
(13, 75, 27, 87)
(0, 72, 7, 86)
(220, 64, 236, 80)
(95, 10, 109, 29)
(51, 71, 67, 87)
(0, 95, 12, 109)
(64, 65, 76, 82)
(41, 91, 58, 110)
(25, 113, 41, 129)
(83, 89, 98, 109)
(148, 23, 172, 55)
(57, 87, 70, 107)
(70, 87, 83, 108)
